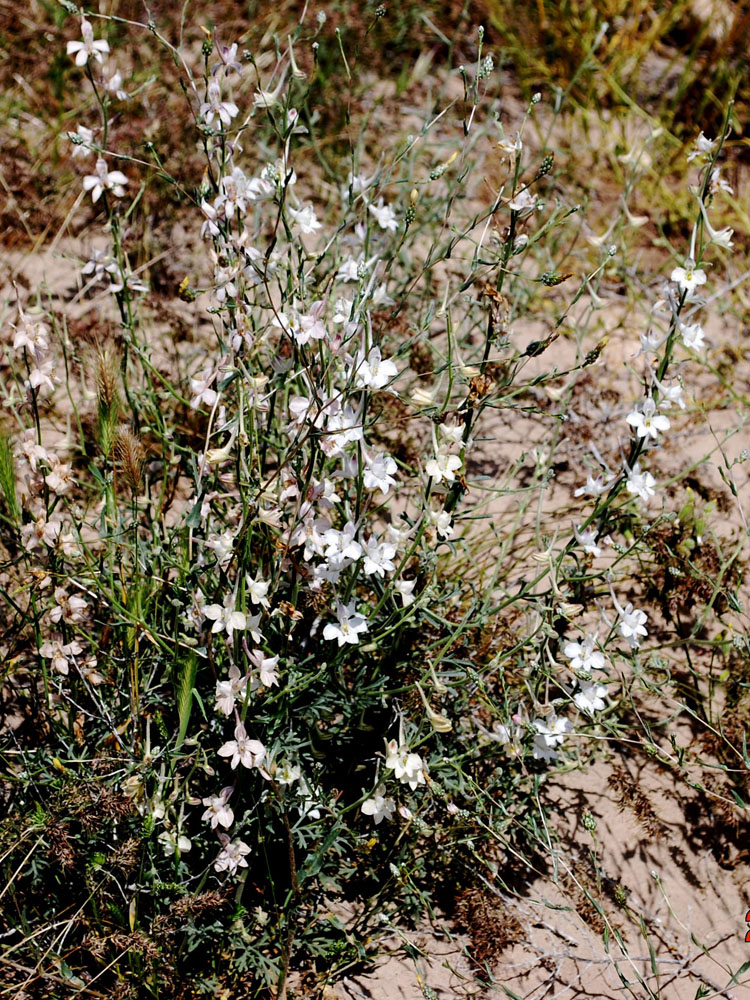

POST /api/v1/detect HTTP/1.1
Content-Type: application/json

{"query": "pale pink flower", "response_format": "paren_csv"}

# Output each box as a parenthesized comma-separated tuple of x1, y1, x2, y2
(201, 788, 234, 829)
(247, 649, 280, 688)
(200, 81, 238, 127)
(39, 638, 83, 676)
(45, 458, 73, 495)
(215, 665, 248, 716)
(218, 723, 266, 770)
(214, 838, 251, 875)
(49, 588, 88, 625)
(83, 158, 128, 203)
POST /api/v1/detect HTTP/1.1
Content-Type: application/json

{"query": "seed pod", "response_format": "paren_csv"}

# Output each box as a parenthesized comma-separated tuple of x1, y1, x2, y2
(93, 346, 122, 456)
(114, 426, 145, 495)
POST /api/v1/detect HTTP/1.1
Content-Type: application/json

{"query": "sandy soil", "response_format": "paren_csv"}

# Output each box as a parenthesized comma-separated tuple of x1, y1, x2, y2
(331, 749, 750, 999)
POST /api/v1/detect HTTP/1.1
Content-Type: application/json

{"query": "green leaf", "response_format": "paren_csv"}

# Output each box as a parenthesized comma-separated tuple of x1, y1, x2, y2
(0, 432, 19, 523)
(640, 916, 658, 975)
(186, 497, 203, 528)
(730, 959, 750, 984)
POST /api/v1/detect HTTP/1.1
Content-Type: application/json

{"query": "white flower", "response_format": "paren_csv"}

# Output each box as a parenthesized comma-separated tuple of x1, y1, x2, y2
(439, 423, 464, 446)
(323, 522, 362, 568)
(203, 595, 248, 637)
(287, 510, 330, 560)
(532, 714, 572, 761)
(200, 199, 220, 237)
(361, 785, 396, 825)
(362, 451, 398, 494)
(214, 40, 243, 76)
(425, 451, 462, 485)
(202, 789, 234, 829)
(18, 430, 49, 471)
(564, 634, 606, 673)
(190, 369, 218, 409)
(26, 359, 57, 395)
(626, 463, 656, 503)
(384, 739, 426, 790)
(158, 829, 192, 856)
(296, 778, 322, 820)
(427, 506, 453, 539)
(83, 158, 128, 203)
(67, 18, 109, 66)
(322, 405, 364, 457)
(337, 253, 377, 282)
(246, 574, 271, 608)
(82, 249, 120, 287)
(362, 537, 397, 577)
(686, 131, 716, 162)
(393, 579, 416, 607)
(215, 166, 253, 218)
(574, 473, 611, 499)
(670, 260, 706, 296)
(217, 722, 266, 770)
(481, 718, 524, 758)
(680, 321, 706, 352)
(105, 67, 129, 100)
(293, 301, 327, 346)
(508, 189, 537, 215)
(206, 529, 235, 566)
(368, 198, 399, 232)
(626, 397, 670, 442)
(709, 167, 733, 196)
(371, 283, 395, 307)
(80, 657, 104, 686)
(574, 680, 608, 715)
(617, 602, 648, 649)
(333, 297, 354, 324)
(638, 328, 669, 356)
(497, 132, 522, 159)
(341, 169, 376, 200)
(274, 761, 301, 786)
(355, 347, 398, 390)
(323, 600, 369, 646)
(698, 200, 733, 249)
(68, 125, 95, 159)
(214, 838, 251, 875)
(22, 513, 60, 551)
(652, 375, 685, 410)
(253, 75, 287, 109)
(12, 307, 49, 356)
(288, 204, 322, 235)
(573, 526, 601, 557)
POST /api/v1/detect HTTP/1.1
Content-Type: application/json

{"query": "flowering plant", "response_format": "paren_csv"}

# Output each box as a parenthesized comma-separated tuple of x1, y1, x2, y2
(1, 7, 747, 999)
